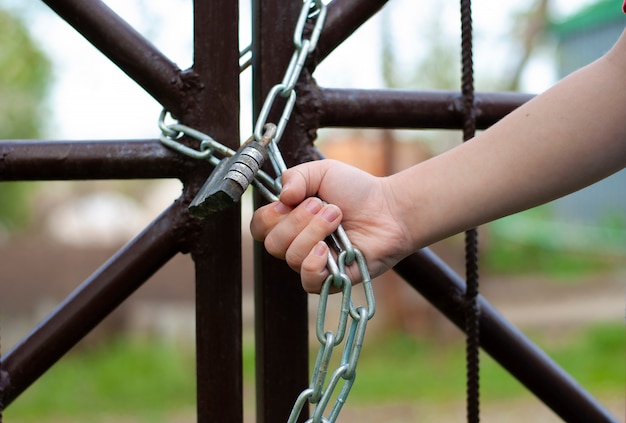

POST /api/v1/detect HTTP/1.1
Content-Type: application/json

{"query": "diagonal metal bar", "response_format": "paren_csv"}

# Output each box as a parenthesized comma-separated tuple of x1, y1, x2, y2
(41, 0, 189, 115)
(317, 0, 391, 61)
(0, 140, 194, 180)
(394, 249, 619, 423)
(2, 200, 192, 407)
(318, 88, 534, 129)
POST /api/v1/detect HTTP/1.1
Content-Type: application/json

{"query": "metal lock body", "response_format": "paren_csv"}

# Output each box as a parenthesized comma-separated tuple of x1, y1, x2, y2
(189, 140, 268, 217)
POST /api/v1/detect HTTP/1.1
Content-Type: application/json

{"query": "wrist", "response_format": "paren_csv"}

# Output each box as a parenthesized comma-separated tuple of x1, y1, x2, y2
(383, 167, 432, 255)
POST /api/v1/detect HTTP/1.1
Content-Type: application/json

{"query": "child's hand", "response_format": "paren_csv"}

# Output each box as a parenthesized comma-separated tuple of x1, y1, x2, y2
(250, 159, 412, 293)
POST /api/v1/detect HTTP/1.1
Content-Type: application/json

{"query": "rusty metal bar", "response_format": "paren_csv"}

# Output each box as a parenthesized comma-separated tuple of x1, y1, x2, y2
(0, 140, 192, 180)
(252, 1, 310, 422)
(318, 88, 534, 129)
(188, 1, 242, 422)
(41, 0, 186, 115)
(394, 249, 619, 423)
(318, 0, 391, 61)
(2, 202, 189, 407)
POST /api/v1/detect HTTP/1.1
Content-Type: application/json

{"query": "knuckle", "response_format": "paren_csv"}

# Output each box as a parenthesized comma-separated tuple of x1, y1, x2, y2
(250, 207, 272, 241)
(263, 235, 285, 260)
(284, 248, 305, 271)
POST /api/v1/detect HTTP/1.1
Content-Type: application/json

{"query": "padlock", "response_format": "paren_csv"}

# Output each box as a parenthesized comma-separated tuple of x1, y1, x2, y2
(189, 140, 268, 217)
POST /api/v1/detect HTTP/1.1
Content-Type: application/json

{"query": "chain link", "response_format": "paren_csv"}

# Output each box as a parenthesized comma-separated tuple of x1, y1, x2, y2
(158, 111, 282, 203)
(158, 2, 376, 422)
(253, 0, 327, 145)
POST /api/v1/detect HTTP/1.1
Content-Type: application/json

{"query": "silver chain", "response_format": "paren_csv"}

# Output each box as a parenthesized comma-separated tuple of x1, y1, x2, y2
(158, 1, 375, 421)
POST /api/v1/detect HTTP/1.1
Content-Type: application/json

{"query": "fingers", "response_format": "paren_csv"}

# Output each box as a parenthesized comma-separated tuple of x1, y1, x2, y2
(250, 195, 342, 283)
(269, 198, 341, 264)
(300, 241, 331, 293)
(279, 160, 332, 206)
(250, 200, 292, 242)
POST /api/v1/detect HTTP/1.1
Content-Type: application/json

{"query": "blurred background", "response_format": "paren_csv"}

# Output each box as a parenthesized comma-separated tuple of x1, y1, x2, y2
(0, 0, 624, 421)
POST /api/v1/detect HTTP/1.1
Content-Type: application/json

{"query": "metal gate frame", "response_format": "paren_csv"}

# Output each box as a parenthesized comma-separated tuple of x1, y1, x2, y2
(0, 1, 618, 422)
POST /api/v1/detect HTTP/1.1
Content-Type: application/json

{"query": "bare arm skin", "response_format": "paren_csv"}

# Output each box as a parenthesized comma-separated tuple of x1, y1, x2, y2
(250, 29, 626, 293)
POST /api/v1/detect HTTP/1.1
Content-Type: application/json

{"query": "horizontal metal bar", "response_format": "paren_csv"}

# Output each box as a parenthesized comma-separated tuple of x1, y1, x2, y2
(318, 88, 534, 130)
(41, 0, 188, 115)
(0, 140, 194, 180)
(394, 249, 619, 423)
(2, 201, 189, 407)
(318, 0, 390, 61)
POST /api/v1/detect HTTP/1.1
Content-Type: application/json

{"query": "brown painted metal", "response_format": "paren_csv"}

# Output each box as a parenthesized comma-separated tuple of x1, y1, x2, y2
(395, 249, 619, 423)
(318, 0, 391, 61)
(0, 140, 192, 180)
(252, 1, 310, 422)
(2, 202, 188, 407)
(318, 88, 534, 129)
(187, 1, 243, 422)
(42, 0, 187, 116)
(0, 0, 618, 422)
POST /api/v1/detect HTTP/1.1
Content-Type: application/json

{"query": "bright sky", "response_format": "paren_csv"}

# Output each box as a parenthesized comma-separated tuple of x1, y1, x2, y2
(3, 0, 600, 141)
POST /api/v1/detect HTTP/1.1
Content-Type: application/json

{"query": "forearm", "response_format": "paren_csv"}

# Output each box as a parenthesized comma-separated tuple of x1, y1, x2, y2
(389, 38, 626, 250)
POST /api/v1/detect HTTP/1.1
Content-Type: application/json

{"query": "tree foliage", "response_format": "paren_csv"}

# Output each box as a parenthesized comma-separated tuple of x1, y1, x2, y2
(0, 8, 51, 232)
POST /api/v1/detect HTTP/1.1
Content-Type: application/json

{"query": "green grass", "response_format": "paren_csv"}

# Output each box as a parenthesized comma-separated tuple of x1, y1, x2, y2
(5, 323, 624, 421)
(482, 206, 626, 278)
(6, 338, 197, 422)
(481, 242, 620, 278)
(347, 322, 624, 404)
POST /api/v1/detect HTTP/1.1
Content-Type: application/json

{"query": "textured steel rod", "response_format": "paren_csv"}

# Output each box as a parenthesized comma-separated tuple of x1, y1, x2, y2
(394, 249, 619, 423)
(318, 88, 534, 129)
(318, 0, 391, 61)
(41, 0, 187, 115)
(252, 0, 310, 422)
(2, 202, 189, 407)
(189, 0, 243, 422)
(0, 140, 192, 180)
(459, 1, 481, 421)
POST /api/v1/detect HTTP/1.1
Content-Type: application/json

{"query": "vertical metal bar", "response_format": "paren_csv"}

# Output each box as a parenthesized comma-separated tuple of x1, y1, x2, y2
(252, 1, 310, 422)
(189, 1, 242, 422)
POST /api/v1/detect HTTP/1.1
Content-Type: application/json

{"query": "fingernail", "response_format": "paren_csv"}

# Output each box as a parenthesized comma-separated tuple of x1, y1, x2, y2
(305, 198, 323, 214)
(313, 241, 327, 257)
(274, 201, 290, 215)
(321, 205, 340, 222)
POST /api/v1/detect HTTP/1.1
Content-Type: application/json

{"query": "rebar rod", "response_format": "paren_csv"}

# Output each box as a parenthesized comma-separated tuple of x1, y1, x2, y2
(459, 0, 481, 421)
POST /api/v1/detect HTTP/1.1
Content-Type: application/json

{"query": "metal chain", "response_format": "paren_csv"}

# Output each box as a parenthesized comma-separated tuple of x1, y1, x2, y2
(460, 0, 481, 422)
(158, 2, 376, 422)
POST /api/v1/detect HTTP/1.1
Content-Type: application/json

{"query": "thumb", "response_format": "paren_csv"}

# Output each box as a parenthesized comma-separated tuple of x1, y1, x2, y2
(279, 160, 331, 206)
